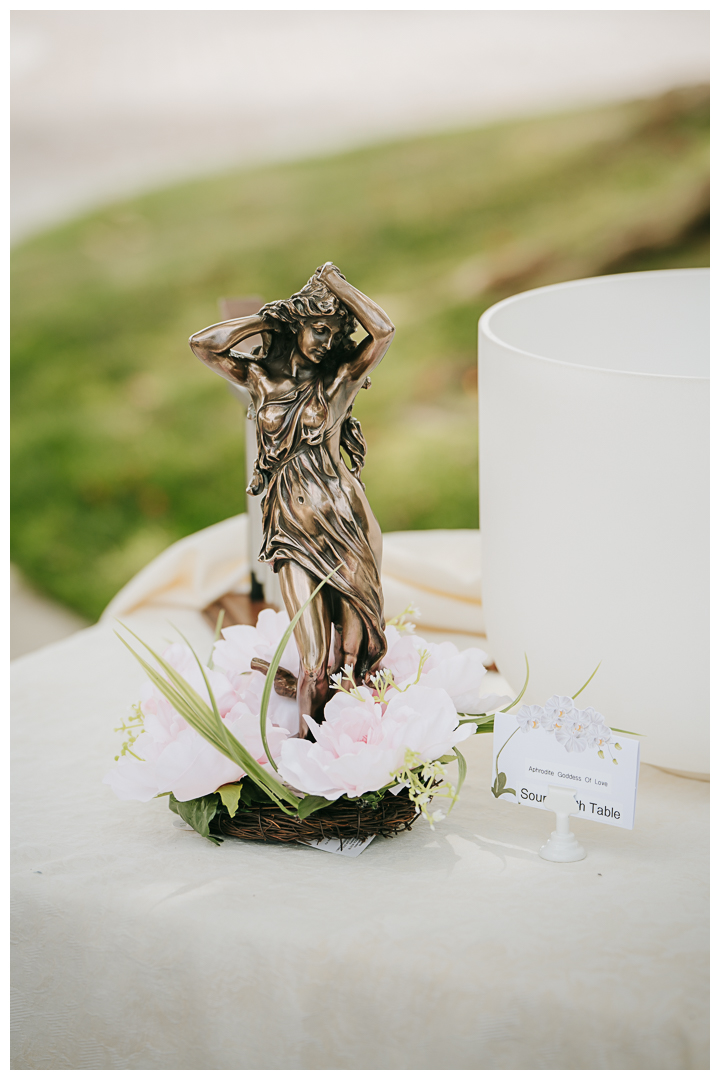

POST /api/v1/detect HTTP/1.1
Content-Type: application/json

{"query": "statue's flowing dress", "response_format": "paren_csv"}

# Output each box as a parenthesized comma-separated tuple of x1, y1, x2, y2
(249, 374, 386, 678)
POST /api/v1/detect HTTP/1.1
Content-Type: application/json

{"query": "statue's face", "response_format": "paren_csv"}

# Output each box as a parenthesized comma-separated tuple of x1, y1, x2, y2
(296, 315, 344, 364)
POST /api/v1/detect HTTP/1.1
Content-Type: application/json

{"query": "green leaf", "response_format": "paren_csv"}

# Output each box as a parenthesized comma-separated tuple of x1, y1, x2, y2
(215, 782, 243, 818)
(453, 745, 467, 797)
(356, 791, 384, 807)
(259, 563, 344, 772)
(491, 772, 516, 798)
(457, 714, 492, 727)
(458, 716, 494, 733)
(610, 727, 645, 736)
(474, 719, 495, 735)
(169, 793, 223, 844)
(207, 607, 226, 669)
(238, 777, 276, 808)
(297, 794, 337, 819)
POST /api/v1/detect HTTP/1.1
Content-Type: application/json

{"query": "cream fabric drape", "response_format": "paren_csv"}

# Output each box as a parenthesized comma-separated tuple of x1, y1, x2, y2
(101, 513, 486, 643)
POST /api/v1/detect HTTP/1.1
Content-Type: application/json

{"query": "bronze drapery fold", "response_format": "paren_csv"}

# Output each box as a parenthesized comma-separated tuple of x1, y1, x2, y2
(253, 376, 385, 678)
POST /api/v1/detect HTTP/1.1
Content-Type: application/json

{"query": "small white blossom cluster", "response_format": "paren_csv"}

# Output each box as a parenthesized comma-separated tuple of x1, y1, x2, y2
(391, 749, 456, 828)
(385, 603, 420, 634)
(515, 696, 621, 760)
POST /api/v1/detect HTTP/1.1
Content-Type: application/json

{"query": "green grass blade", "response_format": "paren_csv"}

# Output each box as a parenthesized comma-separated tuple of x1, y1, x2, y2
(469, 719, 495, 735)
(115, 635, 226, 749)
(571, 660, 602, 700)
(115, 628, 300, 811)
(259, 563, 344, 770)
(172, 626, 302, 812)
(162, 631, 300, 809)
(170, 624, 237, 755)
(499, 653, 530, 714)
(117, 626, 245, 764)
(207, 608, 225, 668)
(118, 621, 214, 719)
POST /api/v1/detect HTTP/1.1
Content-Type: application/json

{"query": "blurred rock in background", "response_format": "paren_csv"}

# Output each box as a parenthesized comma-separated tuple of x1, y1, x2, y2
(10, 566, 90, 660)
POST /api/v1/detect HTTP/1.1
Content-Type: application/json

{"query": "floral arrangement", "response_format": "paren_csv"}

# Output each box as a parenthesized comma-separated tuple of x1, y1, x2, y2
(104, 583, 518, 844)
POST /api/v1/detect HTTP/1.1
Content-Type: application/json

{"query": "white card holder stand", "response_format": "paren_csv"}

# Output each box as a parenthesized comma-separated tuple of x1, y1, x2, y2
(539, 785, 587, 863)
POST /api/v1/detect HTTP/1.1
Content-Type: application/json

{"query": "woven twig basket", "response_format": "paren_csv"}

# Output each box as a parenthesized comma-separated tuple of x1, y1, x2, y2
(216, 788, 420, 844)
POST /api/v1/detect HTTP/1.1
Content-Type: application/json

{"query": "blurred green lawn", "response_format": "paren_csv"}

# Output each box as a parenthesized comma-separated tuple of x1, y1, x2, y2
(12, 86, 708, 619)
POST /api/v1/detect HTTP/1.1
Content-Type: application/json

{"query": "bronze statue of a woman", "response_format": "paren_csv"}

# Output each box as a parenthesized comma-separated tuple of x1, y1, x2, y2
(189, 263, 394, 737)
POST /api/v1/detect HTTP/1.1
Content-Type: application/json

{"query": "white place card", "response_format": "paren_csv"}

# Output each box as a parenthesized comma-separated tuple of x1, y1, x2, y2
(300, 835, 376, 857)
(491, 711, 640, 829)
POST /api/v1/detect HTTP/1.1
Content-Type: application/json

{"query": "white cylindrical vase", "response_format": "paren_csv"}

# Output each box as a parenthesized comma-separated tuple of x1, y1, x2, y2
(478, 269, 709, 775)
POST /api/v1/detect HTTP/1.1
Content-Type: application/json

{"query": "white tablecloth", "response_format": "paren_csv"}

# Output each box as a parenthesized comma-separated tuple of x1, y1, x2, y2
(11, 524, 709, 1069)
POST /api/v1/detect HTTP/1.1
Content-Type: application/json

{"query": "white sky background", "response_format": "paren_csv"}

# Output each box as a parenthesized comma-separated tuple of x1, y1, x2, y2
(11, 9, 710, 242)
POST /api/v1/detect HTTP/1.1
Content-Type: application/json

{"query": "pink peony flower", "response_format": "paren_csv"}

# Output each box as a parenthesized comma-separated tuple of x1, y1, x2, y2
(212, 609, 300, 680)
(102, 756, 161, 802)
(152, 728, 246, 802)
(279, 690, 395, 799)
(475, 693, 513, 714)
(381, 685, 476, 762)
(211, 610, 301, 735)
(279, 739, 398, 801)
(381, 626, 493, 713)
(160, 642, 240, 718)
(223, 668, 300, 735)
(381, 626, 428, 683)
(277, 683, 473, 800)
(103, 642, 291, 803)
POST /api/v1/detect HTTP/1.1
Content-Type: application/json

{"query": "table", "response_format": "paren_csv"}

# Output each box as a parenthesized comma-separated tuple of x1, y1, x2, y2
(11, 617, 708, 1071)
(11, 602, 708, 1068)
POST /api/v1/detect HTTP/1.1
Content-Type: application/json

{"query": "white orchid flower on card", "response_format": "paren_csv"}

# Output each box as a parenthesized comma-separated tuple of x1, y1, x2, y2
(515, 703, 546, 732)
(543, 695, 576, 731)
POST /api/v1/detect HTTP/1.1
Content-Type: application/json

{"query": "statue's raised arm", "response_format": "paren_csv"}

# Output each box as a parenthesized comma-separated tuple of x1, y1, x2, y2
(314, 263, 395, 395)
(188, 312, 271, 387)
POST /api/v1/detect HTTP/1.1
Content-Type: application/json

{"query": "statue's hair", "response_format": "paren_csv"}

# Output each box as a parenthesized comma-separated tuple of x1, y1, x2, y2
(247, 273, 368, 490)
(257, 274, 358, 364)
